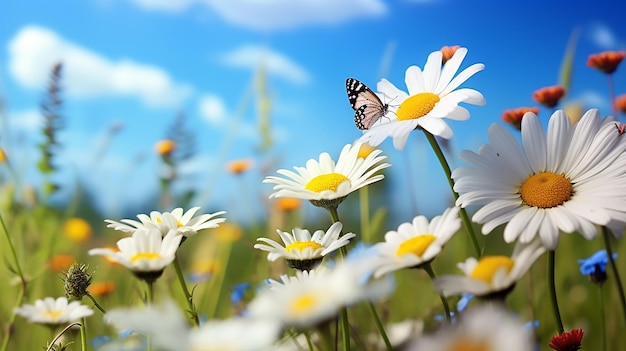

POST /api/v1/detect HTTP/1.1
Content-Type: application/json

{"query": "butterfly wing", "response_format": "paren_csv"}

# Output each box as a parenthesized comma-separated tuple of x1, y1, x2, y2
(346, 78, 388, 130)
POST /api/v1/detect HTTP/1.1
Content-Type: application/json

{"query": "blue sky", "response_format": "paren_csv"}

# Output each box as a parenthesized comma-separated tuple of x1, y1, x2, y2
(1, 0, 626, 224)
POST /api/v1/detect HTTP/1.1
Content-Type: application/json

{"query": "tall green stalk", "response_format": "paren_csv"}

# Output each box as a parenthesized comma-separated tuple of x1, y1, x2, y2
(602, 226, 626, 323)
(0, 212, 27, 351)
(422, 130, 481, 257)
(173, 256, 199, 326)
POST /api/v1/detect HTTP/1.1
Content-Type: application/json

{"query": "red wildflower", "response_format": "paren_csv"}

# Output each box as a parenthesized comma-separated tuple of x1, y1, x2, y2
(549, 328, 583, 351)
(587, 51, 626, 74)
(501, 107, 540, 131)
(533, 85, 565, 108)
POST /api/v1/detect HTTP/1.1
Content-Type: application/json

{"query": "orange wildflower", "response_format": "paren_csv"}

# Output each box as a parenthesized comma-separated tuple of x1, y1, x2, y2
(615, 94, 626, 114)
(64, 217, 92, 243)
(154, 139, 176, 156)
(587, 51, 626, 74)
(226, 158, 253, 174)
(441, 45, 461, 64)
(501, 107, 540, 131)
(275, 197, 301, 212)
(49, 255, 75, 272)
(87, 281, 116, 296)
(532, 85, 565, 108)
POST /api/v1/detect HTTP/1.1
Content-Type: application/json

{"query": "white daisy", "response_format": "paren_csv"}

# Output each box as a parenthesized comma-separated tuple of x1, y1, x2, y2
(14, 296, 94, 326)
(89, 228, 182, 281)
(404, 305, 533, 351)
(359, 47, 485, 150)
(371, 207, 461, 277)
(255, 222, 356, 270)
(248, 261, 393, 329)
(453, 109, 626, 249)
(105, 301, 281, 351)
(434, 240, 545, 298)
(105, 207, 226, 237)
(263, 142, 390, 208)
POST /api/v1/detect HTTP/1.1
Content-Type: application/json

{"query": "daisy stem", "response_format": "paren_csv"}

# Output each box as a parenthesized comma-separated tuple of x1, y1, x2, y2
(340, 307, 351, 351)
(422, 130, 481, 257)
(367, 302, 393, 351)
(598, 284, 607, 351)
(85, 293, 107, 314)
(80, 317, 87, 351)
(328, 206, 340, 224)
(548, 250, 564, 334)
(423, 263, 451, 323)
(145, 280, 154, 351)
(602, 226, 626, 323)
(358, 187, 371, 243)
(172, 256, 200, 326)
(304, 331, 315, 351)
(325, 207, 352, 351)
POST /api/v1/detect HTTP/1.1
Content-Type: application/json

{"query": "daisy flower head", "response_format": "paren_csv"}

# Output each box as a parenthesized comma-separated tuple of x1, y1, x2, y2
(14, 296, 94, 326)
(359, 47, 485, 150)
(434, 240, 545, 299)
(254, 222, 355, 271)
(89, 228, 182, 283)
(453, 109, 626, 249)
(371, 206, 462, 277)
(405, 304, 534, 351)
(263, 142, 390, 210)
(105, 207, 226, 238)
(105, 301, 281, 351)
(248, 261, 393, 329)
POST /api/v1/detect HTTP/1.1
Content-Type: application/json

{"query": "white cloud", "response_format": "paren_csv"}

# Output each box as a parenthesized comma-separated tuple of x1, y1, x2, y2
(219, 45, 310, 85)
(7, 109, 42, 132)
(576, 90, 609, 110)
(588, 23, 618, 49)
(198, 94, 227, 123)
(7, 25, 193, 108)
(129, 0, 387, 31)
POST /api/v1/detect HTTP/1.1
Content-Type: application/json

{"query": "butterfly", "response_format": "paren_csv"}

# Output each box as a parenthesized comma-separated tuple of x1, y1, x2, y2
(346, 78, 389, 130)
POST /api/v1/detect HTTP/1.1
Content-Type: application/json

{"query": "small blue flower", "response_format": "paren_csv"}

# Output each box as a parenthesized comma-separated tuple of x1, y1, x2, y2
(231, 282, 251, 305)
(578, 250, 617, 275)
(457, 293, 474, 312)
(578, 250, 617, 284)
(524, 320, 539, 330)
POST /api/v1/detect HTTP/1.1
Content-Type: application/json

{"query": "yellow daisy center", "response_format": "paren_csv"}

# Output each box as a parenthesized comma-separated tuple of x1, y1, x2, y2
(470, 256, 514, 283)
(289, 293, 318, 317)
(396, 92, 441, 121)
(396, 234, 436, 257)
(448, 339, 492, 351)
(131, 252, 161, 262)
(520, 172, 573, 208)
(43, 310, 62, 320)
(285, 241, 324, 252)
(305, 173, 350, 193)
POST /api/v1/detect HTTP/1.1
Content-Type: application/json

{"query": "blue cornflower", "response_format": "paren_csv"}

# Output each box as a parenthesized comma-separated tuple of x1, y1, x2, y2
(231, 282, 251, 305)
(457, 293, 474, 312)
(578, 250, 617, 283)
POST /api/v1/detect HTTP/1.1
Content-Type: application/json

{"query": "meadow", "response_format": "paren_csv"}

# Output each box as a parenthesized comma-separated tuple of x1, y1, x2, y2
(0, 46, 626, 351)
